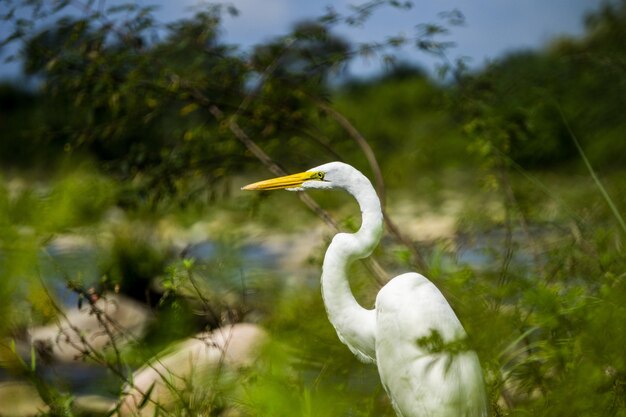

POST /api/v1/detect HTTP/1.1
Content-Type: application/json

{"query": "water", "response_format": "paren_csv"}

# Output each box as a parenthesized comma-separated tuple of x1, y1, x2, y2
(181, 240, 280, 269)
(2, 238, 280, 400)
(3, 229, 544, 405)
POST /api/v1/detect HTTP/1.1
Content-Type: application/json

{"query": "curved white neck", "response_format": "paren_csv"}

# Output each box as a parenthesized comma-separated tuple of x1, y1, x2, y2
(320, 172, 383, 362)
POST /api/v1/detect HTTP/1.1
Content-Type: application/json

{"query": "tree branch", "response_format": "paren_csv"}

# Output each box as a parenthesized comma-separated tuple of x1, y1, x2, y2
(312, 97, 428, 271)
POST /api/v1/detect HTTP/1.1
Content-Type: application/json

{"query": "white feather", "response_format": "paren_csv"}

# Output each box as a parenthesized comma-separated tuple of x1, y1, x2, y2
(245, 162, 488, 416)
(302, 162, 487, 417)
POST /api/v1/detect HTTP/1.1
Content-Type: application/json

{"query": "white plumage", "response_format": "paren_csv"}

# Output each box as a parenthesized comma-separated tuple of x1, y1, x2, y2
(243, 161, 488, 417)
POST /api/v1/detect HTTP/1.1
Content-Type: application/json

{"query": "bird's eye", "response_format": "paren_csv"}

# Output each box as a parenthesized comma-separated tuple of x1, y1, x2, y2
(311, 172, 325, 181)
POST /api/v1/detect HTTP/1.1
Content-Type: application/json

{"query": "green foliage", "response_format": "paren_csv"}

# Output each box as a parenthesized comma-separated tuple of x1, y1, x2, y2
(0, 170, 115, 331)
(458, 1, 626, 170)
(99, 227, 168, 302)
(0, 0, 625, 416)
(332, 73, 468, 188)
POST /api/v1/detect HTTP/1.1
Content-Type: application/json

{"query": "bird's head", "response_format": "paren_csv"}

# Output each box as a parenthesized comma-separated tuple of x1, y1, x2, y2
(242, 161, 357, 192)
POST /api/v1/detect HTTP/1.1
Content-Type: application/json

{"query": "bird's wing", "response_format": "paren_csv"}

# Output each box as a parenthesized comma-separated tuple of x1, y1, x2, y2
(375, 272, 487, 417)
(375, 272, 466, 346)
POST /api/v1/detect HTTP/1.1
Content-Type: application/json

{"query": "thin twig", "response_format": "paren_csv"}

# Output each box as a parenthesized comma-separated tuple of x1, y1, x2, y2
(213, 103, 391, 286)
(496, 155, 543, 275)
(36, 250, 172, 415)
(558, 107, 626, 236)
(203, 98, 341, 230)
(312, 97, 386, 204)
(312, 96, 428, 271)
(234, 37, 296, 118)
(185, 267, 222, 326)
(184, 85, 389, 285)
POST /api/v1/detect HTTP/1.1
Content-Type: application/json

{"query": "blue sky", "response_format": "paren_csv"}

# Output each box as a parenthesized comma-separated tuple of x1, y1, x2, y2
(0, 0, 599, 80)
(160, 0, 598, 77)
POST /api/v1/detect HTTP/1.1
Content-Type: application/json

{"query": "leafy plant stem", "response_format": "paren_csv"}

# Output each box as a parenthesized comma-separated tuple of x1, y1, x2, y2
(559, 107, 626, 236)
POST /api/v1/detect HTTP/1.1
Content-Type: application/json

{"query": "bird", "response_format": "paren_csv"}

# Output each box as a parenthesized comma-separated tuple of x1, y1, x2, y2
(243, 162, 487, 417)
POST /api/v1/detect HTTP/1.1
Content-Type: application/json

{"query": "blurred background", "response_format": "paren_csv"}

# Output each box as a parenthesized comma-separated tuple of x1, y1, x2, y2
(0, 0, 625, 416)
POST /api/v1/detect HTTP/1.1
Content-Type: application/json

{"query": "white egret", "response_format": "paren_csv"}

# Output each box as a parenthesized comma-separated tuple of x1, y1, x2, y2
(243, 162, 487, 417)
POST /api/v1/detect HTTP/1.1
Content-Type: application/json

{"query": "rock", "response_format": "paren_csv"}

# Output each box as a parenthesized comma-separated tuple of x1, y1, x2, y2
(73, 394, 117, 414)
(28, 294, 152, 363)
(115, 323, 267, 417)
(0, 381, 48, 417)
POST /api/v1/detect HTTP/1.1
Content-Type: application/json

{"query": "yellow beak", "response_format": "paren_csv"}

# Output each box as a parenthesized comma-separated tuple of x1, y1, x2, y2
(242, 171, 318, 191)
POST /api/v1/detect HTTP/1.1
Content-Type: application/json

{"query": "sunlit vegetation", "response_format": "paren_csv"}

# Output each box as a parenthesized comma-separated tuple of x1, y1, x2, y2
(0, 0, 625, 416)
